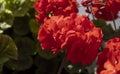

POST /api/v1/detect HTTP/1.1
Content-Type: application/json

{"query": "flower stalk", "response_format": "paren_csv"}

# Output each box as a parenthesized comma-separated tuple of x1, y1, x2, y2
(111, 12, 117, 33)
(57, 55, 66, 74)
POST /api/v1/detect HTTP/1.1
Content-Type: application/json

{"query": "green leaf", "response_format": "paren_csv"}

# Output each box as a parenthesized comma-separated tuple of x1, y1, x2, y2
(34, 55, 49, 68)
(0, 0, 5, 11)
(13, 17, 30, 36)
(0, 35, 18, 64)
(117, 27, 120, 33)
(36, 42, 56, 60)
(93, 19, 115, 40)
(0, 10, 14, 28)
(6, 56, 33, 71)
(29, 19, 40, 34)
(0, 55, 9, 65)
(37, 49, 56, 60)
(5, 0, 33, 17)
(15, 37, 36, 56)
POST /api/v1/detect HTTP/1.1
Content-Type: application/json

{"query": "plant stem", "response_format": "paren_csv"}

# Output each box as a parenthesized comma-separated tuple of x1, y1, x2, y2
(57, 55, 66, 74)
(89, 4, 95, 20)
(111, 12, 117, 33)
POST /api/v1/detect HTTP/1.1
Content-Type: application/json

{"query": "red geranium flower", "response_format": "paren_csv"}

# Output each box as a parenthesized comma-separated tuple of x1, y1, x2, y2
(97, 37, 120, 74)
(66, 26, 103, 65)
(81, 0, 120, 21)
(34, 0, 78, 23)
(81, 0, 92, 6)
(38, 13, 103, 65)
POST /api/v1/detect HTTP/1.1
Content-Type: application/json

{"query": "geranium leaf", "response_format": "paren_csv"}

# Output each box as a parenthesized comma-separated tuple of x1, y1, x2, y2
(93, 19, 115, 40)
(13, 17, 30, 36)
(29, 19, 40, 34)
(14, 37, 36, 56)
(0, 34, 18, 64)
(5, 0, 33, 17)
(37, 48, 56, 60)
(0, 10, 14, 30)
(6, 56, 33, 71)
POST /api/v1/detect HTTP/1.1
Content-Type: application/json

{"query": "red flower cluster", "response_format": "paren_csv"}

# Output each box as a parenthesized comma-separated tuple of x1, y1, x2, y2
(81, 0, 120, 21)
(34, 0, 78, 23)
(97, 37, 120, 74)
(38, 13, 103, 65)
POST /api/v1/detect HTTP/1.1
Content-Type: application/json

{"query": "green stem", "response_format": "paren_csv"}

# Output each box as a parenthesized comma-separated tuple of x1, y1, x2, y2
(89, 4, 95, 20)
(57, 54, 66, 74)
(111, 12, 117, 33)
